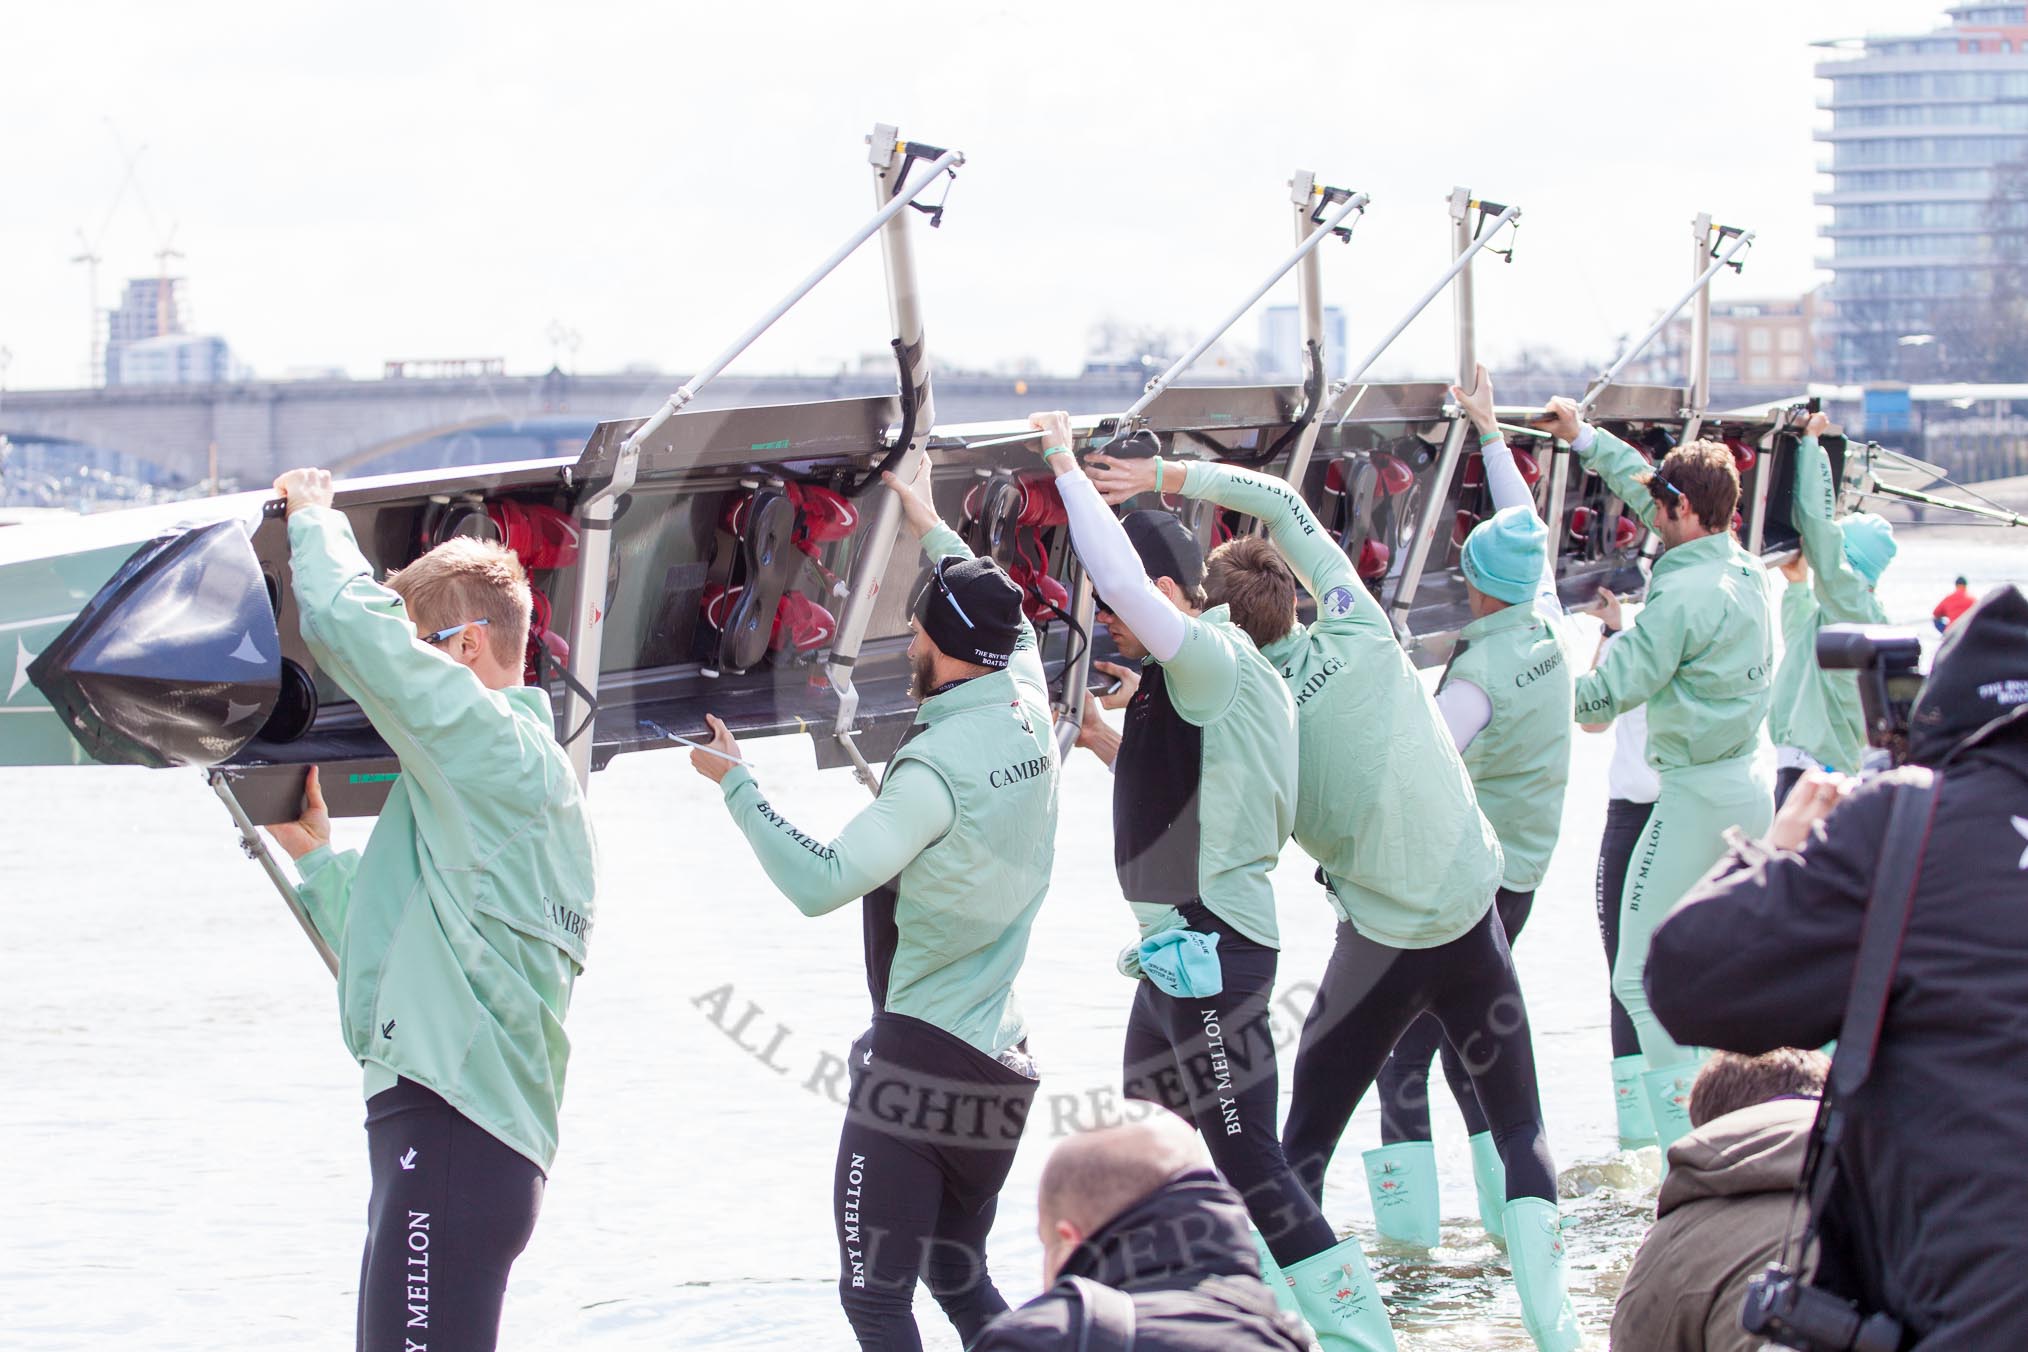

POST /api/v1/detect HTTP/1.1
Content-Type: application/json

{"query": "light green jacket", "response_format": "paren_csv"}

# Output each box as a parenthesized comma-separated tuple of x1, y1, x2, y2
(1767, 435, 1885, 773)
(1570, 429, 1776, 772)
(1180, 461, 1502, 948)
(1442, 601, 1572, 891)
(288, 506, 599, 1173)
(717, 523, 1057, 1057)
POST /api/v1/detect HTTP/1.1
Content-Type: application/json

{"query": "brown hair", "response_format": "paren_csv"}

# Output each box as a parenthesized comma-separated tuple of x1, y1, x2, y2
(1203, 535, 1298, 648)
(1689, 1048, 1829, 1127)
(385, 537, 532, 668)
(1649, 440, 1741, 533)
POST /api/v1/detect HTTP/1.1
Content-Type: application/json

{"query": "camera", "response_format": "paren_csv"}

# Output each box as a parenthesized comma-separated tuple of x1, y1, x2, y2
(1815, 625, 1925, 769)
(1742, 1264, 1903, 1352)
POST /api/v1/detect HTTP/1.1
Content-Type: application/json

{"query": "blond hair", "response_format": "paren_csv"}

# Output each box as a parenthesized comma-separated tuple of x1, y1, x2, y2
(385, 537, 531, 668)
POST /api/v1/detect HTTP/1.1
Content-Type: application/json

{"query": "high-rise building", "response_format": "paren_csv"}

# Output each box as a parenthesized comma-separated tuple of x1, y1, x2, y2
(101, 275, 242, 386)
(1816, 5, 2028, 382)
(104, 277, 187, 386)
(1259, 305, 1349, 382)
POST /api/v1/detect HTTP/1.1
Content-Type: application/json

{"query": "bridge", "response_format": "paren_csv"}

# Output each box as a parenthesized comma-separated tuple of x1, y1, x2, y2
(0, 368, 1151, 488)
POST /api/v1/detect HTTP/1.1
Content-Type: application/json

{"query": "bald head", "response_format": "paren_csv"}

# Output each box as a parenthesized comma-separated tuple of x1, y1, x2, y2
(1039, 1110, 1209, 1238)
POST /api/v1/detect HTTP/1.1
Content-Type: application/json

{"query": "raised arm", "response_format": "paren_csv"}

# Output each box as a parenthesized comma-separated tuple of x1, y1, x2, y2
(717, 758, 954, 916)
(883, 461, 1045, 692)
(285, 501, 545, 833)
(1791, 421, 1876, 623)
(1455, 367, 1559, 618)
(1572, 426, 1659, 528)
(1028, 414, 1188, 663)
(1175, 461, 1389, 633)
(1539, 395, 1658, 528)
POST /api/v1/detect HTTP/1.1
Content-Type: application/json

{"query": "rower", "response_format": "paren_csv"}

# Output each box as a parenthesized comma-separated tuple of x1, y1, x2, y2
(1537, 394, 1777, 1154)
(1373, 366, 1577, 1256)
(1081, 411, 1582, 1352)
(264, 466, 599, 1352)
(1768, 408, 1897, 801)
(1039, 410, 1395, 1352)
(687, 453, 1057, 1352)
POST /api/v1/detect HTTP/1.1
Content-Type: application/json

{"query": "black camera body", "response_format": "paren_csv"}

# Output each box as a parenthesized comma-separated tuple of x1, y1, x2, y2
(1816, 625, 1925, 768)
(1742, 1265, 1903, 1352)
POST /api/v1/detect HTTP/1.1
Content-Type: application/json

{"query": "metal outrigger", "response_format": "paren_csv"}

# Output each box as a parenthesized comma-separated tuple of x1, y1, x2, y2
(554, 122, 963, 794)
(1382, 189, 1523, 639)
(1049, 173, 1369, 757)
(209, 767, 339, 977)
(825, 124, 956, 795)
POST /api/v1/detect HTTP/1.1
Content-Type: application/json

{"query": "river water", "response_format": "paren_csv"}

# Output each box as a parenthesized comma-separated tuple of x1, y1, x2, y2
(3, 536, 2020, 1350)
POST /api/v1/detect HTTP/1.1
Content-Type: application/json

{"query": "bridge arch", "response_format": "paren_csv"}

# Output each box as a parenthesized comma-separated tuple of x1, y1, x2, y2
(331, 413, 600, 478)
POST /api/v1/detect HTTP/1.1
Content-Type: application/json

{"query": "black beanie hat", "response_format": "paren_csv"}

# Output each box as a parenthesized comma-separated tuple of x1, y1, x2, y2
(1094, 510, 1205, 613)
(1909, 583, 2028, 766)
(912, 554, 1025, 670)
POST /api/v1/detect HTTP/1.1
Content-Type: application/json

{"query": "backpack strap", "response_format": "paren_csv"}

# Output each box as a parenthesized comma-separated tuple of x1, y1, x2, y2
(1061, 1275, 1137, 1352)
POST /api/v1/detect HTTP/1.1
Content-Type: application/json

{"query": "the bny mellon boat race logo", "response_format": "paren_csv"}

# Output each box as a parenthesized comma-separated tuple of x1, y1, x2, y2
(1310, 1262, 1375, 1318)
(1368, 1159, 1413, 1212)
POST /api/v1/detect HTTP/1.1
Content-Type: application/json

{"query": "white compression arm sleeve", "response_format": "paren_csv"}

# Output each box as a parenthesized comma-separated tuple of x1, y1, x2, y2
(1481, 436, 1535, 515)
(1055, 465, 1187, 663)
(1481, 435, 1564, 622)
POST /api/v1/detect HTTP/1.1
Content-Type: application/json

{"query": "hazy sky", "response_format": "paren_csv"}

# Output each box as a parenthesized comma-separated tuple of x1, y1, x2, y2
(0, 1, 1955, 394)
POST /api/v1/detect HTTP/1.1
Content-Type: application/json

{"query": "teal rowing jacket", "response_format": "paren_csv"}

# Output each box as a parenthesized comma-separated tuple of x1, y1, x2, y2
(288, 505, 599, 1173)
(1180, 461, 1502, 948)
(1767, 435, 1885, 773)
(717, 523, 1058, 1057)
(1442, 600, 1572, 892)
(1571, 428, 1776, 771)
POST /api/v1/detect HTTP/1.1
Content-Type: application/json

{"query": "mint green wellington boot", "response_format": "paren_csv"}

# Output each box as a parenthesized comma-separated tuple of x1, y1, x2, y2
(1251, 1230, 1303, 1318)
(1362, 1141, 1442, 1248)
(1500, 1197, 1582, 1352)
(1283, 1235, 1400, 1352)
(1641, 1063, 1696, 1162)
(1467, 1131, 1507, 1243)
(1612, 1055, 1657, 1149)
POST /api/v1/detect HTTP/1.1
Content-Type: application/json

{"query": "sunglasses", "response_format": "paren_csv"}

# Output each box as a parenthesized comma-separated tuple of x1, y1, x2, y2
(1647, 474, 1685, 507)
(932, 558, 975, 629)
(421, 618, 490, 646)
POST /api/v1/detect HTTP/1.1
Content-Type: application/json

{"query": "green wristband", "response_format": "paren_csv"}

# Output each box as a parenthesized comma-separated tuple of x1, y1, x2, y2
(1042, 445, 1074, 468)
(1153, 455, 1166, 492)
(1478, 430, 1501, 446)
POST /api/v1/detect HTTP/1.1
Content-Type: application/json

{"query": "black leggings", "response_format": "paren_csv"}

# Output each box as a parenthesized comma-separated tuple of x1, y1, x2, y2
(1378, 887, 1535, 1142)
(359, 1078, 543, 1352)
(835, 1012, 1038, 1352)
(1282, 900, 1557, 1207)
(1121, 904, 1337, 1268)
(1595, 797, 1653, 1060)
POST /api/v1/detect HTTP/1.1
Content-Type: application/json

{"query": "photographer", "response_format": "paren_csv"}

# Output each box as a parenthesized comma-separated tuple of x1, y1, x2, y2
(1646, 586, 2028, 1347)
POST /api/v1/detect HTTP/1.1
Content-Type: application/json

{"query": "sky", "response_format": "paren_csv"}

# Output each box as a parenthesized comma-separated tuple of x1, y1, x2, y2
(0, 0, 1958, 393)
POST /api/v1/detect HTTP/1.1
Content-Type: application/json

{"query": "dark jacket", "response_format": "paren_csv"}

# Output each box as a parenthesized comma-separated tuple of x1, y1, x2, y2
(1646, 583, 2028, 1350)
(1610, 1099, 1815, 1352)
(972, 1169, 1309, 1352)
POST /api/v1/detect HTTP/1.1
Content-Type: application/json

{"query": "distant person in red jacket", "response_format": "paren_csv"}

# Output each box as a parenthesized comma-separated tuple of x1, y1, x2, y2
(1934, 577, 1974, 631)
